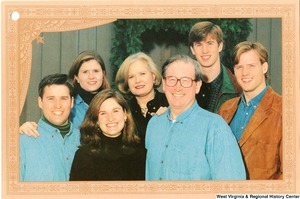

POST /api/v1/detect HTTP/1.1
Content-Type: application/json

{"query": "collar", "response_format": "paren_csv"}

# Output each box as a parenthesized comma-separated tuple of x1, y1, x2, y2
(241, 85, 269, 107)
(76, 86, 99, 105)
(129, 89, 159, 108)
(202, 67, 223, 89)
(41, 115, 70, 134)
(99, 131, 123, 145)
(167, 100, 198, 123)
(221, 64, 237, 93)
(74, 94, 88, 106)
(38, 118, 73, 136)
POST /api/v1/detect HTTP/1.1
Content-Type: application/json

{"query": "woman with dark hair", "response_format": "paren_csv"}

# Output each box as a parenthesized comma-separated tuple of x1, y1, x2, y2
(68, 50, 110, 128)
(20, 50, 110, 136)
(69, 89, 146, 181)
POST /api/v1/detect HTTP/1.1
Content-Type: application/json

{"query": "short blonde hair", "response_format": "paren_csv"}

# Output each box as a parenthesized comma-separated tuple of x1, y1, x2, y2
(115, 52, 162, 94)
(231, 41, 269, 80)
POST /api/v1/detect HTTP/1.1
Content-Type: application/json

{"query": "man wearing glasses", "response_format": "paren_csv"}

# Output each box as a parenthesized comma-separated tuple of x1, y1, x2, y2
(145, 55, 246, 180)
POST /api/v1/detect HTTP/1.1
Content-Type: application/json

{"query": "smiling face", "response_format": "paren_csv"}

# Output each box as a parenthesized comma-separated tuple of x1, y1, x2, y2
(162, 60, 201, 119)
(38, 84, 74, 126)
(190, 34, 223, 69)
(97, 98, 127, 138)
(127, 59, 156, 98)
(74, 59, 104, 93)
(234, 49, 268, 101)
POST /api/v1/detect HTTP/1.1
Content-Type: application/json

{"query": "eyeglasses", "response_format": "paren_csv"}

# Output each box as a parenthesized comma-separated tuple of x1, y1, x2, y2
(164, 76, 195, 88)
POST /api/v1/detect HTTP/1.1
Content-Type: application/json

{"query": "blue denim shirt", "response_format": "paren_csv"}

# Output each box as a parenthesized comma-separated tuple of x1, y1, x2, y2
(70, 94, 89, 129)
(20, 119, 80, 181)
(145, 101, 246, 180)
(230, 85, 268, 141)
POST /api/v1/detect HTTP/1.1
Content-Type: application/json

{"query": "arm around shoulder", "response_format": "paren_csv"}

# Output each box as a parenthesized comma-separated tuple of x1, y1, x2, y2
(19, 121, 40, 138)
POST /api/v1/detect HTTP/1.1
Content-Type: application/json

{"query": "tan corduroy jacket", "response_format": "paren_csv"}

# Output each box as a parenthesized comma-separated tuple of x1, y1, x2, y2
(218, 87, 282, 180)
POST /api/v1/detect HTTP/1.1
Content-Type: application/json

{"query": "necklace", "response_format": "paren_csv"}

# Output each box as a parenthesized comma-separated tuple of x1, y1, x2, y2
(140, 107, 148, 117)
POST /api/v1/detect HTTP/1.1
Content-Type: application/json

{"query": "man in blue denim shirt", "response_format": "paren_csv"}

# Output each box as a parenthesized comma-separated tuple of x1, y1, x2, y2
(20, 74, 80, 181)
(145, 55, 246, 180)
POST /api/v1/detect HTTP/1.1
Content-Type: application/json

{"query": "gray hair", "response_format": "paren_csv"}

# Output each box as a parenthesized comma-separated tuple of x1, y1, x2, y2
(161, 54, 202, 81)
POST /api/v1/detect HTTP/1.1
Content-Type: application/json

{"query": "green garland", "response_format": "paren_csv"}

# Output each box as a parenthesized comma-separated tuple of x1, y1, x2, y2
(110, 19, 252, 80)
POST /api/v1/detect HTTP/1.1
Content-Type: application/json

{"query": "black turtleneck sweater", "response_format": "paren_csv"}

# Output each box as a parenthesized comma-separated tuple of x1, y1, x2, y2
(69, 133, 146, 181)
(76, 86, 99, 105)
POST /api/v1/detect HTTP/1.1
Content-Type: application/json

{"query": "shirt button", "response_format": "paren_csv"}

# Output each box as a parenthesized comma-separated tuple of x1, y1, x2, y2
(165, 145, 168, 148)
(161, 161, 164, 164)
(245, 112, 249, 115)
(159, 177, 162, 180)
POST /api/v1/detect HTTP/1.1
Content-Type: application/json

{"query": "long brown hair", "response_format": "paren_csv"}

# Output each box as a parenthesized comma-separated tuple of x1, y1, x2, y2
(79, 89, 140, 148)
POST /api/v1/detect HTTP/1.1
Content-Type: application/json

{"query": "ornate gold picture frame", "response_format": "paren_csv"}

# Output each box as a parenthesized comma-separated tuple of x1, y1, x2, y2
(2, 0, 299, 198)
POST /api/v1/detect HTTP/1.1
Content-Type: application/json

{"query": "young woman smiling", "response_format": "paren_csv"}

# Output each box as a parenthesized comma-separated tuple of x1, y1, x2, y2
(20, 50, 110, 136)
(69, 89, 146, 180)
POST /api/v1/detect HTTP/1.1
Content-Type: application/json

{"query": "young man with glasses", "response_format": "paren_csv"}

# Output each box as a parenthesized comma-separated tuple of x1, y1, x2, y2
(145, 55, 246, 180)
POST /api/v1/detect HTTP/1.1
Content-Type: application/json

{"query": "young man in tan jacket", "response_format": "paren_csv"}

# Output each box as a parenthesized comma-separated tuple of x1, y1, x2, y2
(218, 41, 282, 180)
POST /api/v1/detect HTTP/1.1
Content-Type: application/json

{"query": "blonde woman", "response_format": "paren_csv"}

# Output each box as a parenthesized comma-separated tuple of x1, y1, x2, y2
(115, 52, 168, 146)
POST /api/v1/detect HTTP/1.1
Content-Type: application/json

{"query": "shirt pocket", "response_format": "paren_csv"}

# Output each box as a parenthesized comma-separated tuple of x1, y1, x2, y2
(169, 147, 191, 178)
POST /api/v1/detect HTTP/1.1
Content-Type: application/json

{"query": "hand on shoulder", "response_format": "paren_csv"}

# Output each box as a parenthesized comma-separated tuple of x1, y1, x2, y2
(19, 121, 39, 138)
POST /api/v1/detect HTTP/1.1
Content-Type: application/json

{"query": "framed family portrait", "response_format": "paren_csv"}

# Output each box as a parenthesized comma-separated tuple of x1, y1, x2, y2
(1, 0, 299, 198)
